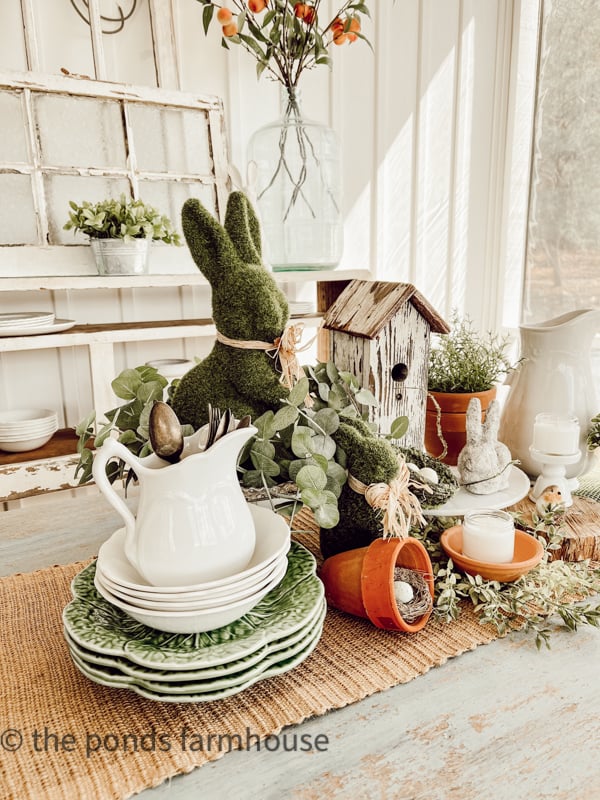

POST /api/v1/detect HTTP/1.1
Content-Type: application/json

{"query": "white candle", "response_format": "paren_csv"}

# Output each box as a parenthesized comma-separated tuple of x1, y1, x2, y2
(462, 509, 515, 564)
(532, 413, 580, 456)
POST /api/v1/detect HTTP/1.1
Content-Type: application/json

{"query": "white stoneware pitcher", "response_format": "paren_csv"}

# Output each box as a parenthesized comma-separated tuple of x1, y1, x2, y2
(499, 309, 600, 478)
(92, 426, 257, 586)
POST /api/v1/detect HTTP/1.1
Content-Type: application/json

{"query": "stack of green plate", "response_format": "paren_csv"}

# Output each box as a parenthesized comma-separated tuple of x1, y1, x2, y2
(63, 542, 325, 703)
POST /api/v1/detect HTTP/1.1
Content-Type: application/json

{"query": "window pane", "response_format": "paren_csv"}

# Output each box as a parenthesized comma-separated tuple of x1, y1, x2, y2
(0, 4, 28, 71)
(0, 91, 28, 163)
(0, 174, 37, 244)
(524, 0, 600, 322)
(33, 0, 95, 77)
(137, 181, 217, 238)
(129, 106, 212, 175)
(102, 2, 157, 87)
(47, 175, 131, 244)
(36, 95, 127, 170)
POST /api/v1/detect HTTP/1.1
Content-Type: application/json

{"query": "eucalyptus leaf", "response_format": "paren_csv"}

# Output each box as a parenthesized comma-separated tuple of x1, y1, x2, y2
(389, 416, 409, 440)
(111, 369, 143, 400)
(254, 410, 277, 440)
(354, 388, 378, 406)
(311, 408, 339, 435)
(295, 464, 327, 492)
(291, 426, 314, 458)
(252, 439, 276, 459)
(250, 452, 281, 476)
(287, 376, 310, 407)
(308, 434, 336, 460)
(273, 404, 299, 430)
(75, 411, 96, 438)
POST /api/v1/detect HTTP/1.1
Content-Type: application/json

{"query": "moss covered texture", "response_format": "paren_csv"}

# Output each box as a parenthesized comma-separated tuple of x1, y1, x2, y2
(171, 192, 290, 428)
(321, 417, 402, 559)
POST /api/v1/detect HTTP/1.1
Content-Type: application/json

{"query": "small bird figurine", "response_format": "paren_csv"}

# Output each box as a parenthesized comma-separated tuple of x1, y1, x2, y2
(535, 485, 566, 515)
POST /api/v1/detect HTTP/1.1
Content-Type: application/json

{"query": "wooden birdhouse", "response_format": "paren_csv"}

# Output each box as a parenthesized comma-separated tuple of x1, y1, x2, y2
(322, 280, 449, 448)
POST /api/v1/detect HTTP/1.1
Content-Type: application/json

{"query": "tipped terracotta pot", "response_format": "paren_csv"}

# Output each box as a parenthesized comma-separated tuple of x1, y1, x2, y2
(320, 537, 434, 633)
(425, 387, 497, 466)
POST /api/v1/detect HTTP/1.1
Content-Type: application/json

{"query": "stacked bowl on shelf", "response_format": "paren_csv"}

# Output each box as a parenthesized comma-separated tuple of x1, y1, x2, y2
(0, 408, 58, 452)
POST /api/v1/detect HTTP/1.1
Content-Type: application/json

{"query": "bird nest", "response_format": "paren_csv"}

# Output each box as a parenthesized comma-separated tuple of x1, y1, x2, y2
(395, 446, 459, 508)
(394, 566, 433, 623)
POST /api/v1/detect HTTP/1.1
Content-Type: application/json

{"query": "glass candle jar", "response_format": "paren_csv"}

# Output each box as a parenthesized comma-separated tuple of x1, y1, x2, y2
(532, 413, 580, 456)
(462, 509, 515, 564)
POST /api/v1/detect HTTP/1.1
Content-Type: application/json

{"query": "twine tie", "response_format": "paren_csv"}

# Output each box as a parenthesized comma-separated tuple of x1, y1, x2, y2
(215, 323, 315, 404)
(348, 457, 426, 538)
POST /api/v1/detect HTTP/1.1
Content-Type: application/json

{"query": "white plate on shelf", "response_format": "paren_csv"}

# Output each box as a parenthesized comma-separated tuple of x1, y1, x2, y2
(0, 319, 76, 337)
(422, 465, 531, 517)
(0, 311, 55, 327)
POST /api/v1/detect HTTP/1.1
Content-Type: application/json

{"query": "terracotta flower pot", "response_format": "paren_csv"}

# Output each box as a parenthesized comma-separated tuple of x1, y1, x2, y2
(425, 387, 497, 466)
(320, 537, 434, 633)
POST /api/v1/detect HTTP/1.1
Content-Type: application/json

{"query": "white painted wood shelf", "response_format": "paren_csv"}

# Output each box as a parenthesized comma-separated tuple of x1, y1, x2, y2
(0, 268, 370, 291)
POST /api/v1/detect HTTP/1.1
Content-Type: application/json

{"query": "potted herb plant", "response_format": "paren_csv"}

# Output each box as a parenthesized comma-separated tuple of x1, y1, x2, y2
(64, 195, 181, 275)
(425, 313, 516, 465)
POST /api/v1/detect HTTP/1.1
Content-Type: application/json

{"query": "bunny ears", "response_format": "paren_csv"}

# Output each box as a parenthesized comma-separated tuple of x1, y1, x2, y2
(465, 397, 501, 443)
(181, 192, 263, 284)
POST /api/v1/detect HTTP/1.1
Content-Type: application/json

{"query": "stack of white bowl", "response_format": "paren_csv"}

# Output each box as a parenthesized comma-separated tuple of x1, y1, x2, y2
(0, 408, 59, 452)
(94, 505, 291, 634)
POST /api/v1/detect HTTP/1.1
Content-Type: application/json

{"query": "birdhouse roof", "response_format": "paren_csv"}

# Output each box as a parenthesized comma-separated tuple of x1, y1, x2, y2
(322, 280, 450, 339)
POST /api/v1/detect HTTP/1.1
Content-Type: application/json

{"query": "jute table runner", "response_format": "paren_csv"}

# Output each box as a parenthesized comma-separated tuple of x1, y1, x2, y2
(0, 523, 519, 800)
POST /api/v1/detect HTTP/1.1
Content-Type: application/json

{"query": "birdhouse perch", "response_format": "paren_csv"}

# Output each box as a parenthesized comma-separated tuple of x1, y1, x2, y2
(322, 280, 449, 448)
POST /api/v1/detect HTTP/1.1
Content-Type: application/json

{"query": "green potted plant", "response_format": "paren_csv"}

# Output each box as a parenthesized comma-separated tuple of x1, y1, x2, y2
(64, 194, 181, 275)
(425, 313, 516, 465)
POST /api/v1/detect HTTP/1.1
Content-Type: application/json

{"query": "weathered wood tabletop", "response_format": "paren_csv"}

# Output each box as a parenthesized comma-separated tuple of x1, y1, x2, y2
(1, 489, 599, 800)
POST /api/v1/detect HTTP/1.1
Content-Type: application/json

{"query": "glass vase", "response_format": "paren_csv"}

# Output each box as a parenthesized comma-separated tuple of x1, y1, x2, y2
(247, 89, 343, 272)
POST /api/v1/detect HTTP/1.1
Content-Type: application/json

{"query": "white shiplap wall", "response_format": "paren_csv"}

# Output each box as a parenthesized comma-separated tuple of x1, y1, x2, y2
(0, 0, 524, 428)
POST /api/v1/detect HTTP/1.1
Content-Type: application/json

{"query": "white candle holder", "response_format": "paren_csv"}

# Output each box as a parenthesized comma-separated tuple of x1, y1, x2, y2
(528, 446, 581, 507)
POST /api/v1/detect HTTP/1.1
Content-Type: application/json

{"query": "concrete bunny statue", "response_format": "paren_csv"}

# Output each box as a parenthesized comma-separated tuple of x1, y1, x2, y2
(457, 398, 512, 494)
(171, 192, 290, 429)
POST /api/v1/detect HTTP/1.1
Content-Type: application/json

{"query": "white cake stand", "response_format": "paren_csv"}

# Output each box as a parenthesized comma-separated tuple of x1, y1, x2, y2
(528, 446, 581, 507)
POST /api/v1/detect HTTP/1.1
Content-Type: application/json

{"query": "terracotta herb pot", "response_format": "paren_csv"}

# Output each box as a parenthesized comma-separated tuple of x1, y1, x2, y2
(320, 537, 434, 633)
(425, 387, 497, 466)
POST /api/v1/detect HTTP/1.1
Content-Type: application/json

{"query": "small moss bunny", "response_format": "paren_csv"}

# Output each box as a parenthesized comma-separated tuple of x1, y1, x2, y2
(320, 417, 405, 559)
(457, 398, 512, 494)
(171, 192, 290, 429)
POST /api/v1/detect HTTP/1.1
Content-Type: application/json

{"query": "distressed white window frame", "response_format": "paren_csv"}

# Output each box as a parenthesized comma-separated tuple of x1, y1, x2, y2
(19, 0, 179, 89)
(0, 70, 230, 277)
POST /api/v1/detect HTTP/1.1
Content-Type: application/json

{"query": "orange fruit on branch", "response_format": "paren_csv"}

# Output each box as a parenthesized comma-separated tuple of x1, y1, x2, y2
(222, 20, 238, 36)
(248, 0, 268, 12)
(216, 7, 233, 24)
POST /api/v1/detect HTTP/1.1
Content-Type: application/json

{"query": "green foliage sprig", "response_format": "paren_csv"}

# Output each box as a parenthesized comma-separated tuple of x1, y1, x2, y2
(428, 312, 518, 393)
(197, 1, 372, 87)
(74, 360, 405, 530)
(75, 366, 192, 488)
(64, 195, 181, 244)
(587, 412, 600, 450)
(411, 509, 600, 649)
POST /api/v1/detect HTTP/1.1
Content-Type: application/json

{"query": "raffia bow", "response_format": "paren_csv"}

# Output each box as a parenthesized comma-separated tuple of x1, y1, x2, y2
(215, 323, 314, 404)
(348, 458, 426, 538)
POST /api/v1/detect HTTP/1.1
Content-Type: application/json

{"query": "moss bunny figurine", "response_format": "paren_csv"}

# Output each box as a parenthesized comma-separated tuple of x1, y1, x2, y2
(171, 192, 290, 429)
(320, 417, 419, 559)
(457, 398, 512, 494)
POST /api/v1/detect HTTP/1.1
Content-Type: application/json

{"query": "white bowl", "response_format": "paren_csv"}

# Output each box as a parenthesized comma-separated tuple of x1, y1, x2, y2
(0, 421, 58, 438)
(97, 505, 291, 595)
(98, 551, 288, 607)
(93, 557, 287, 634)
(0, 408, 57, 426)
(0, 430, 57, 452)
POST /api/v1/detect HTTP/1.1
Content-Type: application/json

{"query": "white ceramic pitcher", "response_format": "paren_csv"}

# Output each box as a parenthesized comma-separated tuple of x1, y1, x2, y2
(499, 309, 600, 478)
(92, 426, 257, 586)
